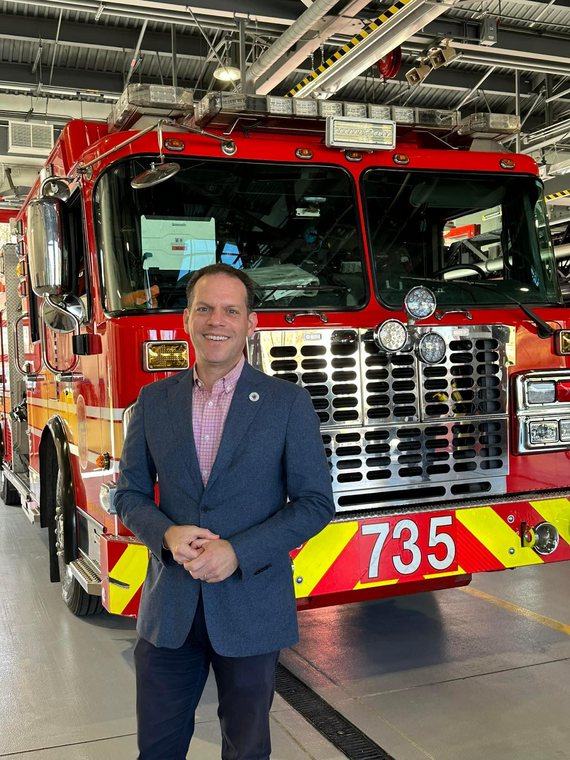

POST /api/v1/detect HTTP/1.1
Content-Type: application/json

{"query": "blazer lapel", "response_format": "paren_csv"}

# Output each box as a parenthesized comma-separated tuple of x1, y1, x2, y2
(166, 369, 204, 496)
(204, 363, 264, 494)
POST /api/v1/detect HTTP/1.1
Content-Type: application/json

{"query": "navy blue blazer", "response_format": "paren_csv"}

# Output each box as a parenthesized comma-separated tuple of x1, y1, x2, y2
(115, 361, 335, 655)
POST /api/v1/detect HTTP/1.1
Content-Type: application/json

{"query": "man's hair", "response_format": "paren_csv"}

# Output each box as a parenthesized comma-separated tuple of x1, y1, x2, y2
(185, 264, 256, 313)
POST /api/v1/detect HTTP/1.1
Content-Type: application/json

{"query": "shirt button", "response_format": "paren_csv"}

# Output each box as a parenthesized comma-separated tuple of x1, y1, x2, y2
(208, 401, 213, 407)
(202, 470, 208, 477)
(204, 435, 210, 441)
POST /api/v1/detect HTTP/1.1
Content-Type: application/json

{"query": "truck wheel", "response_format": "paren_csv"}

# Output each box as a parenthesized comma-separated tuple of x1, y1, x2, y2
(1, 469, 20, 506)
(54, 471, 102, 616)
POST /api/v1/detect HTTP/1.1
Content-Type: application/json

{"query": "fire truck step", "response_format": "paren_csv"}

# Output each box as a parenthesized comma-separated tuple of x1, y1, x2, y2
(69, 558, 102, 596)
(275, 663, 395, 760)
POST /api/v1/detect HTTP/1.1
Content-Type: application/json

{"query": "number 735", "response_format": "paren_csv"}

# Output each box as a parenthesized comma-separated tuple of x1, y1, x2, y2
(362, 515, 456, 578)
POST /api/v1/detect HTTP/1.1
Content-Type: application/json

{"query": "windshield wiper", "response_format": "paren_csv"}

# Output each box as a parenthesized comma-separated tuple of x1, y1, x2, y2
(401, 275, 555, 338)
(456, 280, 555, 339)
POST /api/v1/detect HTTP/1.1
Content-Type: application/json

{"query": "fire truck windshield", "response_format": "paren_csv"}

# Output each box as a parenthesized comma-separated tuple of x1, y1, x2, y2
(93, 157, 367, 313)
(362, 169, 561, 309)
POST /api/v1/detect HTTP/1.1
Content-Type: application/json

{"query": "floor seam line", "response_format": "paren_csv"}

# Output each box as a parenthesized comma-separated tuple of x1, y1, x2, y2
(356, 655, 570, 698)
(0, 733, 137, 757)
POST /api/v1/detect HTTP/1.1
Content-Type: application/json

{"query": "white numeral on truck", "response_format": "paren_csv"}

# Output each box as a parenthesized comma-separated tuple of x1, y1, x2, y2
(362, 517, 455, 578)
(427, 515, 456, 570)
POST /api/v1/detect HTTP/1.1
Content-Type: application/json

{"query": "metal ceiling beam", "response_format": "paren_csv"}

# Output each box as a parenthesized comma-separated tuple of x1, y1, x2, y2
(0, 61, 193, 93)
(0, 12, 207, 60)
(0, 50, 542, 104)
(248, 0, 371, 95)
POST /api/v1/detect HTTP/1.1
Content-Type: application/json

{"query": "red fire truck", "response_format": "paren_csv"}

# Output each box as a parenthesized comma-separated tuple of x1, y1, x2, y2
(2, 85, 570, 617)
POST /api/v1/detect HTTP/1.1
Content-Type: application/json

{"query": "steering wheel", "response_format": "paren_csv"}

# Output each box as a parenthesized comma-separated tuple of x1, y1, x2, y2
(432, 264, 487, 280)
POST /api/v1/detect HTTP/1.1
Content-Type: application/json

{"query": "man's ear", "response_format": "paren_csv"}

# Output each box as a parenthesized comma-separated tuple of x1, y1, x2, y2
(247, 311, 258, 337)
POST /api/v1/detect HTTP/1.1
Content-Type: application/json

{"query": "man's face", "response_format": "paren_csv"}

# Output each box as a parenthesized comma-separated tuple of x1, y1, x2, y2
(183, 274, 258, 374)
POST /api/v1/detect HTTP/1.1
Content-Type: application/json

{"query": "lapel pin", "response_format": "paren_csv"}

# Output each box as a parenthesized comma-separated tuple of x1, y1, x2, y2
(249, 392, 260, 402)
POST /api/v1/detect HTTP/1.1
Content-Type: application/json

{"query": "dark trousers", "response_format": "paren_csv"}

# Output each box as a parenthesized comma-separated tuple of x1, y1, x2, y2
(134, 595, 280, 760)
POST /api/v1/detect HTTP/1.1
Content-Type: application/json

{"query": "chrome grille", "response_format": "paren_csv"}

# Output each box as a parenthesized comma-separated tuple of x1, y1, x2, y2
(419, 325, 511, 419)
(248, 324, 514, 511)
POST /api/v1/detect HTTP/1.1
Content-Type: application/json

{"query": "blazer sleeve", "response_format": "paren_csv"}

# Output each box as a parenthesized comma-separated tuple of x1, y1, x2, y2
(229, 388, 335, 581)
(114, 386, 176, 566)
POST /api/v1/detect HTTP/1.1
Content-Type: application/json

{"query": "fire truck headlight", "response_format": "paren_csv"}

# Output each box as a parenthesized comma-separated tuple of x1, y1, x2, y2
(144, 341, 189, 372)
(533, 522, 559, 555)
(529, 420, 559, 445)
(418, 332, 446, 364)
(560, 419, 570, 442)
(374, 319, 408, 353)
(526, 381, 556, 405)
(404, 286, 436, 321)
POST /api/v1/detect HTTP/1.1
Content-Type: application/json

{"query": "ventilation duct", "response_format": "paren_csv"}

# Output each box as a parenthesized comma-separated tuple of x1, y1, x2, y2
(8, 122, 54, 157)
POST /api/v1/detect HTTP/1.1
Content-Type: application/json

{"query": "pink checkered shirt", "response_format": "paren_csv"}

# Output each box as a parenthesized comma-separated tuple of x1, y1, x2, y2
(192, 356, 245, 486)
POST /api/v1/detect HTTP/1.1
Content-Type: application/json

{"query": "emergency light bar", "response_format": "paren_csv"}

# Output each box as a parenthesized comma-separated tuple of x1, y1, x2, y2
(458, 112, 521, 138)
(326, 116, 396, 151)
(192, 91, 461, 133)
(108, 84, 194, 133)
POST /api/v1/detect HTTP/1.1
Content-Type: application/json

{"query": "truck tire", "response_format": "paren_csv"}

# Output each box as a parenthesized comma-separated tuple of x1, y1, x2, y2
(53, 470, 102, 616)
(1, 468, 21, 506)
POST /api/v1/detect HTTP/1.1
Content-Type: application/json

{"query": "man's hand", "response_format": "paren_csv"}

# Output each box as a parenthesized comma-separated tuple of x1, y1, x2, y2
(164, 525, 219, 565)
(184, 540, 238, 583)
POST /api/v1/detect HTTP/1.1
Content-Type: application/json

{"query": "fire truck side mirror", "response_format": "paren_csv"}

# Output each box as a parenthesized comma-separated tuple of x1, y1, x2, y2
(27, 197, 72, 299)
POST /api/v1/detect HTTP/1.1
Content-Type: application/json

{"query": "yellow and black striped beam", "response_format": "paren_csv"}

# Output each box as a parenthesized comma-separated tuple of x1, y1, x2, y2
(546, 189, 570, 202)
(286, 0, 412, 98)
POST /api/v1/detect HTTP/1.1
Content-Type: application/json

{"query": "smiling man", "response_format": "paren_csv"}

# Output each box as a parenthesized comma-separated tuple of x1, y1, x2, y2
(115, 263, 335, 760)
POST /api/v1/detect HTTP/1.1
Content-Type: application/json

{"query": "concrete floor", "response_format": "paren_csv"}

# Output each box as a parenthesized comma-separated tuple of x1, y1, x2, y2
(2, 498, 570, 760)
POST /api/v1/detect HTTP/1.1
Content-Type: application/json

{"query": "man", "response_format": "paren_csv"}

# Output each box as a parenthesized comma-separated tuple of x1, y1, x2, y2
(115, 263, 335, 760)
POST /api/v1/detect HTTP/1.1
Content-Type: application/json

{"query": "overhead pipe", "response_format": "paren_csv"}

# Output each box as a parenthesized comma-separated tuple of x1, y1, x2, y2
(246, 0, 339, 86)
(250, 0, 372, 95)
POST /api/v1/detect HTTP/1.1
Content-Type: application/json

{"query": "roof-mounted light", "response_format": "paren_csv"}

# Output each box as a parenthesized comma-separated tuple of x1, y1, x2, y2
(108, 84, 194, 133)
(325, 116, 395, 151)
(458, 112, 521, 137)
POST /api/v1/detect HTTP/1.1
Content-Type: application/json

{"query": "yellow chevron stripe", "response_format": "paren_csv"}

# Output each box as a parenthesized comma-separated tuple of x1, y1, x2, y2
(369, 21, 378, 30)
(424, 565, 466, 580)
(318, 65, 325, 73)
(342, 45, 350, 52)
(389, 4, 399, 12)
(457, 507, 543, 567)
(351, 36, 359, 45)
(326, 58, 333, 66)
(108, 543, 149, 615)
(379, 13, 388, 21)
(530, 497, 570, 545)
(360, 30, 368, 38)
(334, 51, 342, 59)
(293, 521, 358, 597)
(354, 577, 399, 590)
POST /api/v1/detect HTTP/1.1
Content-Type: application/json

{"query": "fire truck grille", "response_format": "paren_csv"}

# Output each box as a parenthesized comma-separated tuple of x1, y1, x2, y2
(248, 324, 514, 511)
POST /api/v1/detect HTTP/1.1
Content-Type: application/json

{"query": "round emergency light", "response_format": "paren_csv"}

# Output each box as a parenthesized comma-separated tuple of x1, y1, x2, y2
(404, 286, 437, 321)
(418, 331, 446, 364)
(374, 319, 409, 353)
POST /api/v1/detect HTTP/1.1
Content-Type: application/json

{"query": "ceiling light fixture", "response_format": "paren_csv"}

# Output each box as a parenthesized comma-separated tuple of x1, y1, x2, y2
(213, 65, 241, 82)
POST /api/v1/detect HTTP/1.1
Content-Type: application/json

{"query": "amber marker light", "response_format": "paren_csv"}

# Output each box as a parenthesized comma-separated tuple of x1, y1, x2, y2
(393, 153, 410, 165)
(345, 150, 363, 162)
(500, 158, 516, 169)
(164, 138, 185, 151)
(295, 148, 313, 160)
(144, 341, 189, 371)
(555, 330, 570, 355)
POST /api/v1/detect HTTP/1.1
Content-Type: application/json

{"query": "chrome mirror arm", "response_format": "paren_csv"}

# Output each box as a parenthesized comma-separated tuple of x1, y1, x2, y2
(40, 298, 79, 375)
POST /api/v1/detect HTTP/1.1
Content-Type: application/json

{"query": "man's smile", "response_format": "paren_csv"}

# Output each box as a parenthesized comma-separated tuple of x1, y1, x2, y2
(203, 334, 230, 341)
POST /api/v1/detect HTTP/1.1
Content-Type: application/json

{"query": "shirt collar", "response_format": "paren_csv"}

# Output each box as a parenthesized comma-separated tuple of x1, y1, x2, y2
(193, 355, 245, 394)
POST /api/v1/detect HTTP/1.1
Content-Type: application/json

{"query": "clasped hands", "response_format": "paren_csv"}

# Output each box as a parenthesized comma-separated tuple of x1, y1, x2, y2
(163, 525, 238, 583)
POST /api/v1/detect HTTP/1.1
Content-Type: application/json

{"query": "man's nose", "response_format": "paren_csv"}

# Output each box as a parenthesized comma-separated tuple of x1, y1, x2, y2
(207, 307, 226, 325)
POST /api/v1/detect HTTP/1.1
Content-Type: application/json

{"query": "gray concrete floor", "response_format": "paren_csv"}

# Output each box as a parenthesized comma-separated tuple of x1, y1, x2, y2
(2, 497, 570, 760)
